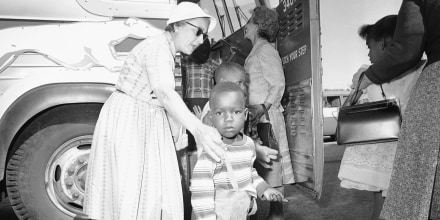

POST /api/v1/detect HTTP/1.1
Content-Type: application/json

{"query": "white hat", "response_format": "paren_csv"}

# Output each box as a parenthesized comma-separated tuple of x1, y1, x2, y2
(167, 2, 217, 33)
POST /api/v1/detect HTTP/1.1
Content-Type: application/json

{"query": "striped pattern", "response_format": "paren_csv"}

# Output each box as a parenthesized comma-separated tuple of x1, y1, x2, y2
(83, 32, 183, 220)
(190, 135, 269, 220)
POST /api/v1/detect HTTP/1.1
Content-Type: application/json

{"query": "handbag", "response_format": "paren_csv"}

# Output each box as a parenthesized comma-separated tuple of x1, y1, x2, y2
(336, 72, 402, 145)
(256, 105, 279, 151)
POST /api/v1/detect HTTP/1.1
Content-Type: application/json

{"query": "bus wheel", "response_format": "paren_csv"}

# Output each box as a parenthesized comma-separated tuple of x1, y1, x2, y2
(5, 107, 98, 220)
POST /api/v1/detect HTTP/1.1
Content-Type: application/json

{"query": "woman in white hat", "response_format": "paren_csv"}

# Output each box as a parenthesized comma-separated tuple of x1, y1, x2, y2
(83, 2, 221, 220)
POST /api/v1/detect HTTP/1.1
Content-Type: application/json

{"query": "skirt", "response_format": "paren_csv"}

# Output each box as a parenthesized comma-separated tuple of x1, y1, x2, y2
(83, 91, 183, 220)
(338, 142, 397, 196)
(256, 106, 295, 187)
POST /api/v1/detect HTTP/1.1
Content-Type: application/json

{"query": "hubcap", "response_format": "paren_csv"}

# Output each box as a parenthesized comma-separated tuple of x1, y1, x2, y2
(45, 135, 92, 217)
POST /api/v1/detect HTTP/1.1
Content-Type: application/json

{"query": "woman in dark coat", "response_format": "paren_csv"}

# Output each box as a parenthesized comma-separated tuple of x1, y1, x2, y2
(355, 0, 440, 219)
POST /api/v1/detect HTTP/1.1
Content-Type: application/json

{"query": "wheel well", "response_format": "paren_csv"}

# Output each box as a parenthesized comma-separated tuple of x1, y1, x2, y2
(0, 83, 113, 181)
(7, 103, 102, 166)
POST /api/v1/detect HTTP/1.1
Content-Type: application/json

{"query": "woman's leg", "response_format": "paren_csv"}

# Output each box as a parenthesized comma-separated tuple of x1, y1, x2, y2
(371, 191, 384, 220)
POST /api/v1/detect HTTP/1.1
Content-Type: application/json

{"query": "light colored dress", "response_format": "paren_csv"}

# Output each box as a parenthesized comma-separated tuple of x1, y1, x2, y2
(338, 60, 425, 196)
(245, 40, 295, 186)
(83, 32, 183, 220)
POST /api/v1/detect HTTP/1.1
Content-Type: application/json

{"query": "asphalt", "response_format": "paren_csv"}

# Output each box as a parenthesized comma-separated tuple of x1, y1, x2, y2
(0, 142, 374, 220)
(254, 142, 374, 220)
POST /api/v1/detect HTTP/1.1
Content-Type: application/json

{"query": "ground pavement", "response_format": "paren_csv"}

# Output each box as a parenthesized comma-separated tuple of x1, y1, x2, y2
(0, 143, 374, 220)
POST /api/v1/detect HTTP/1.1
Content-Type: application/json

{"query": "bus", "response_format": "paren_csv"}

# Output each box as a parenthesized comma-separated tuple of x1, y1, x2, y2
(0, 0, 364, 219)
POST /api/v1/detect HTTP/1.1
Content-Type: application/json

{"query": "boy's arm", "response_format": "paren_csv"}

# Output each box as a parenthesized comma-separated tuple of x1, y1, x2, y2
(249, 143, 271, 199)
(190, 151, 217, 220)
(251, 165, 271, 199)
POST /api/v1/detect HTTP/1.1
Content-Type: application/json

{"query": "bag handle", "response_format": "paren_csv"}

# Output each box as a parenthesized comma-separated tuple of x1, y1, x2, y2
(261, 104, 271, 122)
(348, 72, 386, 106)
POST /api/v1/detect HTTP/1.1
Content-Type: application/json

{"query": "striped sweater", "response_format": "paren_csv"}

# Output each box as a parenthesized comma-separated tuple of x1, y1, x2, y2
(190, 135, 270, 220)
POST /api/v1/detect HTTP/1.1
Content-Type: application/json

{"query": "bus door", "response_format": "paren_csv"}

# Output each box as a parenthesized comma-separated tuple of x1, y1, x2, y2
(209, 0, 324, 198)
(276, 0, 323, 198)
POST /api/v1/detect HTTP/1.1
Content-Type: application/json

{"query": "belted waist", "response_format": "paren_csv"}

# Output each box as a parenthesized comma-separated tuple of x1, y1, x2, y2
(115, 89, 163, 108)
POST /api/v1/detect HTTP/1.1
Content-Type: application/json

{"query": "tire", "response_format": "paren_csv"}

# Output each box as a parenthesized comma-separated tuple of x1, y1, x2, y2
(5, 105, 100, 220)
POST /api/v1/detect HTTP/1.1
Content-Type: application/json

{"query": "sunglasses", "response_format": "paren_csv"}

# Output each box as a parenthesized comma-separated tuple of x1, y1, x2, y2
(184, 21, 208, 39)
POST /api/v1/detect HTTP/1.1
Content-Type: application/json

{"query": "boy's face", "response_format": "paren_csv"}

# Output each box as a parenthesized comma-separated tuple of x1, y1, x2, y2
(217, 70, 248, 98)
(210, 91, 248, 141)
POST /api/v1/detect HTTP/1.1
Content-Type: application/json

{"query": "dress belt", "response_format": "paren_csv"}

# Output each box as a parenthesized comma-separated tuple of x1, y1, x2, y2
(115, 88, 163, 108)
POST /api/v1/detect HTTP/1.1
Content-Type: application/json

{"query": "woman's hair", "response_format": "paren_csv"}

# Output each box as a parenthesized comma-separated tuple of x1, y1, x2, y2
(358, 15, 397, 42)
(249, 6, 279, 42)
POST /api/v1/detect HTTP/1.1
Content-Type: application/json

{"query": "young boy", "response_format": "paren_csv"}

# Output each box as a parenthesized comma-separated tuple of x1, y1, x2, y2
(193, 62, 248, 126)
(190, 82, 286, 220)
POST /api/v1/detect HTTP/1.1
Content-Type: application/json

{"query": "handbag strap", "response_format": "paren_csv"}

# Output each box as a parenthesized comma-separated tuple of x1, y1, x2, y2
(350, 72, 386, 106)
(379, 84, 387, 99)
(261, 104, 271, 121)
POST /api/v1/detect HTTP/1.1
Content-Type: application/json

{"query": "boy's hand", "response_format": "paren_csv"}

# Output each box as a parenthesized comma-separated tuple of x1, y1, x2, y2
(193, 105, 203, 119)
(254, 141, 278, 168)
(262, 188, 288, 203)
(202, 110, 213, 126)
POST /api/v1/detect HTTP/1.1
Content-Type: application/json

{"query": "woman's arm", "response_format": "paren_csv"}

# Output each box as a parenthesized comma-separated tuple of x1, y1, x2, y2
(155, 87, 224, 162)
(258, 44, 285, 109)
(364, 0, 425, 84)
(145, 36, 223, 161)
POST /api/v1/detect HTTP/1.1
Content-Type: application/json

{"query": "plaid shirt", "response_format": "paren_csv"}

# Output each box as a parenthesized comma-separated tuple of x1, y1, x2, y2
(182, 58, 219, 99)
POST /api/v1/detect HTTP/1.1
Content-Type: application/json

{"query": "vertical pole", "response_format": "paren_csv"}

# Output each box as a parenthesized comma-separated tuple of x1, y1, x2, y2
(212, 0, 226, 38)
(220, 0, 234, 34)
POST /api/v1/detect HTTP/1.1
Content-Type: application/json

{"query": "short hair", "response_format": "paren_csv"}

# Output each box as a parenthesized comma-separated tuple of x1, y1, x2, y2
(209, 82, 246, 108)
(214, 62, 246, 82)
(358, 15, 397, 42)
(249, 6, 279, 42)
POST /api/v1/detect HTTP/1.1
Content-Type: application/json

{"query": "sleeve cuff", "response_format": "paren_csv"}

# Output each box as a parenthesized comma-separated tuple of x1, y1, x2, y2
(364, 66, 382, 84)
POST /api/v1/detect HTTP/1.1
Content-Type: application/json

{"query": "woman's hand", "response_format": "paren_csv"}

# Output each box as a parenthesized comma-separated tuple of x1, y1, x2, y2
(193, 123, 224, 162)
(357, 73, 373, 90)
(248, 104, 265, 122)
(351, 68, 373, 91)
(262, 188, 288, 203)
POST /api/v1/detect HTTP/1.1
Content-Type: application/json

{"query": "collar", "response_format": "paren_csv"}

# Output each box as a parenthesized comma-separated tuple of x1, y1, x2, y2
(164, 31, 176, 59)
(247, 39, 269, 60)
(222, 133, 247, 148)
